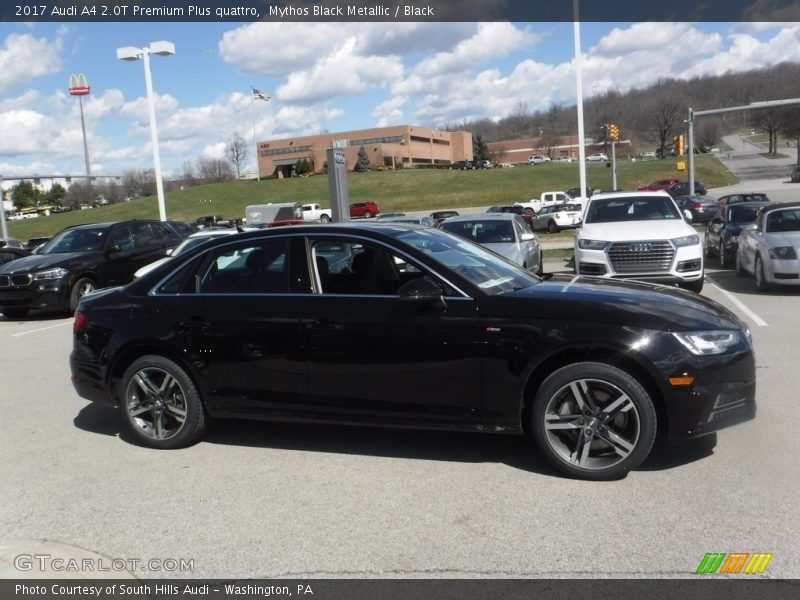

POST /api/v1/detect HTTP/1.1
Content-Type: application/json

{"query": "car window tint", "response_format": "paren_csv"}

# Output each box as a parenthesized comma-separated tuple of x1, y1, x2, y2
(131, 223, 156, 249)
(151, 222, 178, 242)
(309, 238, 445, 297)
(45, 227, 108, 253)
(191, 238, 289, 294)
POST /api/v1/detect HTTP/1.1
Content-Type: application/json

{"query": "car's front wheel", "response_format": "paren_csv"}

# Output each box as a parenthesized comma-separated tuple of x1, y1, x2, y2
(364, 211, 373, 219)
(755, 255, 770, 292)
(735, 251, 748, 277)
(121, 355, 206, 449)
(531, 362, 657, 480)
(718, 241, 727, 268)
(547, 220, 560, 233)
(681, 278, 704, 293)
(69, 277, 96, 312)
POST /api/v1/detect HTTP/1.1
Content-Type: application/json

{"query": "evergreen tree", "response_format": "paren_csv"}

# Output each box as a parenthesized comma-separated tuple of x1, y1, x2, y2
(354, 146, 371, 172)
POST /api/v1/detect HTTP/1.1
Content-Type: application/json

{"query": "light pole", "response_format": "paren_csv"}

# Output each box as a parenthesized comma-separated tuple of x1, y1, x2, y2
(116, 41, 175, 222)
(573, 0, 588, 201)
(68, 74, 92, 177)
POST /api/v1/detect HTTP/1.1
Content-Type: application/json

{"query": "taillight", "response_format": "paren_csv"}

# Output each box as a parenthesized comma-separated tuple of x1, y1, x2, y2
(73, 311, 87, 332)
(692, 203, 702, 210)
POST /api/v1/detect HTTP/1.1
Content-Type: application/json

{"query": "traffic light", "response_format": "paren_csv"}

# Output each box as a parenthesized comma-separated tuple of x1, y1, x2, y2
(609, 124, 619, 141)
(674, 134, 685, 156)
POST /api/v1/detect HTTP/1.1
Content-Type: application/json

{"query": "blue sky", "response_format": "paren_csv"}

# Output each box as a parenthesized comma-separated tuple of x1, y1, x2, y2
(0, 21, 798, 178)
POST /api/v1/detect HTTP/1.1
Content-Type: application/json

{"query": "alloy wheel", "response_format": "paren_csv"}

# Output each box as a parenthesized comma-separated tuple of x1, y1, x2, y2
(125, 367, 189, 441)
(542, 378, 641, 472)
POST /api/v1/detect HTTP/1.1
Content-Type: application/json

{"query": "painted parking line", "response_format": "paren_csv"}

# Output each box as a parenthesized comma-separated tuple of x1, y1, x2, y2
(705, 277, 769, 327)
(11, 321, 72, 337)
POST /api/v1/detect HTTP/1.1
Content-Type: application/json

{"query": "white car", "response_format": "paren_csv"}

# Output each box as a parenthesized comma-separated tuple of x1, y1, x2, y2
(440, 213, 542, 274)
(532, 204, 583, 233)
(587, 153, 609, 162)
(527, 155, 551, 165)
(574, 191, 704, 292)
(134, 229, 241, 278)
(736, 202, 800, 291)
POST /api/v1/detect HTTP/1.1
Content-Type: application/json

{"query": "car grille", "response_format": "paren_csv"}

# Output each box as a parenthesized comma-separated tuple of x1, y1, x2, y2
(608, 240, 675, 274)
(0, 274, 33, 287)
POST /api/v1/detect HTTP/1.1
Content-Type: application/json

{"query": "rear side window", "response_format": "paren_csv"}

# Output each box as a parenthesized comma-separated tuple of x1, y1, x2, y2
(194, 238, 290, 294)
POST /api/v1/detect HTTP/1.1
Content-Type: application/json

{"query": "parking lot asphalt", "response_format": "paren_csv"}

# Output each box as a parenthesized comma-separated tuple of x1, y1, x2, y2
(1, 260, 798, 581)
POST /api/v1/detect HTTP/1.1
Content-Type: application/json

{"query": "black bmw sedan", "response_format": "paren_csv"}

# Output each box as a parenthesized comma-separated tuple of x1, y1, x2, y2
(70, 224, 756, 480)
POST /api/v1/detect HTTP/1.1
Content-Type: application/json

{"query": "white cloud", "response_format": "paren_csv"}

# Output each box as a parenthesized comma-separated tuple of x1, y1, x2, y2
(200, 142, 226, 160)
(0, 31, 64, 95)
(372, 96, 408, 127)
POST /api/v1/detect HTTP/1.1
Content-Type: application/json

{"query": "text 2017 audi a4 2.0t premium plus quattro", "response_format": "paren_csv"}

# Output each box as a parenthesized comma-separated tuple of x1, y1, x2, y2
(70, 223, 755, 480)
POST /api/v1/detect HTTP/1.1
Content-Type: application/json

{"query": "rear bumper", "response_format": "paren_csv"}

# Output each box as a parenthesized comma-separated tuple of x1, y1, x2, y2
(70, 351, 116, 407)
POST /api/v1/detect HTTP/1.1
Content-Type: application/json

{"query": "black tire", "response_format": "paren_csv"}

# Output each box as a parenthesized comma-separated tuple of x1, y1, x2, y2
(530, 362, 657, 480)
(320, 214, 330, 223)
(681, 278, 704, 294)
(121, 355, 206, 449)
(718, 241, 727, 268)
(536, 250, 544, 276)
(69, 277, 96, 313)
(547, 220, 559, 234)
(735, 250, 747, 277)
(364, 211, 373, 219)
(755, 255, 770, 292)
(2, 307, 29, 319)
(703, 235, 712, 258)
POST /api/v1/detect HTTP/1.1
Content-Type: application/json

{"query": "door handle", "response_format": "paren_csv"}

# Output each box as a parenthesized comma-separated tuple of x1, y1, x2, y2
(306, 319, 343, 331)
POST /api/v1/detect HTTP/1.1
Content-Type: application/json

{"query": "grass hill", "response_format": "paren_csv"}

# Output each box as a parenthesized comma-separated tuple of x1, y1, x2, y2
(6, 154, 735, 241)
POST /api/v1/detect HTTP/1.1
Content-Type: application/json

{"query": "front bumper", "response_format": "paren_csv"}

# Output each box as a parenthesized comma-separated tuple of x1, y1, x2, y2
(575, 243, 703, 283)
(764, 257, 800, 286)
(0, 279, 71, 311)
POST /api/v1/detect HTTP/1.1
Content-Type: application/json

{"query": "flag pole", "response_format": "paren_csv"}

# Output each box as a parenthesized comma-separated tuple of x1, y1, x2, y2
(250, 83, 259, 181)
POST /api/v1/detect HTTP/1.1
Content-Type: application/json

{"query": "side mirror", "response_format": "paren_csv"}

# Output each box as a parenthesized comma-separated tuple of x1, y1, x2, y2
(398, 276, 446, 310)
(520, 232, 535, 242)
(683, 210, 693, 223)
(166, 248, 174, 256)
(107, 244, 122, 253)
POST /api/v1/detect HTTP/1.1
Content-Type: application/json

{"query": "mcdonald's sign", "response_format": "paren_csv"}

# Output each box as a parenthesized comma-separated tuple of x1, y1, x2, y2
(696, 552, 773, 574)
(68, 73, 90, 96)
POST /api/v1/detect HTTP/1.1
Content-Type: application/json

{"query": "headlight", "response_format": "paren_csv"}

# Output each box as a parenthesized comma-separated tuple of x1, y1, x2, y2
(673, 234, 700, 247)
(578, 239, 609, 250)
(768, 246, 797, 259)
(672, 331, 743, 355)
(33, 267, 69, 281)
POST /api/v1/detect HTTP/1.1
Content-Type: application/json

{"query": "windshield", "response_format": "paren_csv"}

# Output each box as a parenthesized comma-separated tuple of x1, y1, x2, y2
(727, 205, 761, 223)
(38, 227, 108, 254)
(441, 220, 516, 244)
(766, 209, 800, 233)
(395, 228, 537, 295)
(585, 196, 681, 223)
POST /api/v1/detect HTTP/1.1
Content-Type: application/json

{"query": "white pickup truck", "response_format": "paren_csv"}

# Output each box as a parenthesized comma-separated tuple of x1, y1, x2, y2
(301, 203, 332, 223)
(515, 191, 572, 215)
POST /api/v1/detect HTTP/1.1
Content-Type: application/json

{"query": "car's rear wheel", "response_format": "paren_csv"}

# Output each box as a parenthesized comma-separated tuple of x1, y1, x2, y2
(121, 355, 206, 449)
(320, 214, 330, 223)
(364, 211, 373, 219)
(69, 277, 96, 313)
(755, 255, 770, 292)
(2, 307, 29, 319)
(547, 220, 559, 233)
(531, 362, 657, 480)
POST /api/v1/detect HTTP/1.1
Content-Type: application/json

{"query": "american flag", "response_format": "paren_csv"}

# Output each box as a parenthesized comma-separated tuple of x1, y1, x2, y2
(252, 88, 270, 101)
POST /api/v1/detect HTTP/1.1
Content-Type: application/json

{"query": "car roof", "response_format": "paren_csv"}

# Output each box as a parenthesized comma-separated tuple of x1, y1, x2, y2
(187, 229, 239, 239)
(591, 190, 672, 199)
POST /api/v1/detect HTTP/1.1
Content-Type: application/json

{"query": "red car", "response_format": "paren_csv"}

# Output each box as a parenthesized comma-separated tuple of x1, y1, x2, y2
(637, 178, 680, 191)
(350, 201, 380, 218)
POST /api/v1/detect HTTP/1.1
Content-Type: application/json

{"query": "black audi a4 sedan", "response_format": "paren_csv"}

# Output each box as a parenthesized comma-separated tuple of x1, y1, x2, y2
(70, 224, 756, 480)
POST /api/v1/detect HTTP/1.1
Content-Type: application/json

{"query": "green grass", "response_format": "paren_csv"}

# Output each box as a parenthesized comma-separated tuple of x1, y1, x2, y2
(6, 154, 737, 241)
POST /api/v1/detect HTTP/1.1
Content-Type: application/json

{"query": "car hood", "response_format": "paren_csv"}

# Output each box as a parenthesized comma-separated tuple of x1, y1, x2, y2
(487, 274, 742, 331)
(579, 220, 695, 242)
(765, 231, 800, 249)
(0, 252, 96, 274)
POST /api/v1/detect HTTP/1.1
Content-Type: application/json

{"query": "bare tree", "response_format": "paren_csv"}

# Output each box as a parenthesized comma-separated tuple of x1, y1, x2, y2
(122, 170, 156, 199)
(225, 133, 249, 179)
(753, 108, 781, 155)
(197, 157, 234, 182)
(650, 98, 683, 158)
(181, 160, 198, 186)
(96, 180, 125, 204)
(696, 117, 722, 150)
(66, 181, 97, 209)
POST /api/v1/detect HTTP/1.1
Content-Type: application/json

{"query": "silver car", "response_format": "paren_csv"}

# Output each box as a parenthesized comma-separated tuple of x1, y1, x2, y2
(440, 213, 542, 274)
(736, 202, 800, 291)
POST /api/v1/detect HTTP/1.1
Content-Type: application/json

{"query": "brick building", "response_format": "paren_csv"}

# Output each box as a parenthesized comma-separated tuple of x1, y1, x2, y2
(256, 125, 472, 178)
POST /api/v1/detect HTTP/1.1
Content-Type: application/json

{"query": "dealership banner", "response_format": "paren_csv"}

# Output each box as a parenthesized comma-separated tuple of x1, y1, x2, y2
(2, 579, 800, 600)
(4, 0, 800, 23)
